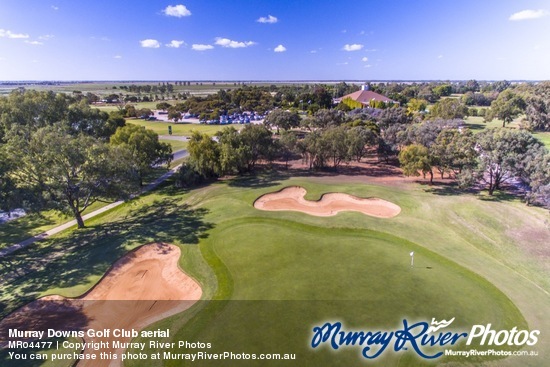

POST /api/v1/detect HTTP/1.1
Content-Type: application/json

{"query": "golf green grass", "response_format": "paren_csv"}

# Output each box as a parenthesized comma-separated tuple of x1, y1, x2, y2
(149, 218, 522, 366)
(1, 175, 548, 367)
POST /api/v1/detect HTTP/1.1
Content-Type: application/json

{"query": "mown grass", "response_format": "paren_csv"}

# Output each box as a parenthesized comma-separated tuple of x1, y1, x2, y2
(0, 167, 173, 250)
(155, 219, 524, 366)
(127, 120, 233, 136)
(532, 131, 550, 149)
(464, 116, 550, 149)
(159, 139, 188, 151)
(463, 115, 523, 132)
(1, 174, 549, 367)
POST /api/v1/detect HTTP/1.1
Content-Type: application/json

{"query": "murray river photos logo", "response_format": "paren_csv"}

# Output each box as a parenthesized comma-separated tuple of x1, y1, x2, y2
(310, 318, 540, 360)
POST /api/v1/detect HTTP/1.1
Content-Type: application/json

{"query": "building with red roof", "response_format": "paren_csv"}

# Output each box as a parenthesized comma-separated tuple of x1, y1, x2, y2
(334, 85, 396, 107)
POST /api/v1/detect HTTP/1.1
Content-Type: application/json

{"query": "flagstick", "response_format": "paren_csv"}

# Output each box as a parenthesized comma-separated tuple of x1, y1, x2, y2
(410, 251, 414, 267)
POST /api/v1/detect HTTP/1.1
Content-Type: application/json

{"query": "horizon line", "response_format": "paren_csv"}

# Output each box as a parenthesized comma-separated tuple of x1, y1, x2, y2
(1, 79, 547, 84)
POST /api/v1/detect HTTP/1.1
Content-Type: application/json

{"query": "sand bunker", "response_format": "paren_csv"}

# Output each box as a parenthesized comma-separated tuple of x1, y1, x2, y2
(254, 186, 401, 218)
(0, 243, 202, 367)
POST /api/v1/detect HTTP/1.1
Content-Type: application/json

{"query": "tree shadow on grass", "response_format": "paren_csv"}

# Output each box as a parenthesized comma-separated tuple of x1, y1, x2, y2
(0, 197, 213, 319)
(422, 181, 523, 203)
(466, 123, 486, 131)
(477, 191, 519, 203)
(0, 213, 65, 250)
(227, 171, 285, 189)
(422, 181, 476, 196)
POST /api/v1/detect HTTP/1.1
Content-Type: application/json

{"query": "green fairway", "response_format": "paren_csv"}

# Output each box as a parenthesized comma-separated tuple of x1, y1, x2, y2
(127, 119, 235, 136)
(1, 175, 549, 367)
(463, 115, 522, 132)
(532, 131, 550, 149)
(159, 139, 188, 151)
(464, 116, 550, 149)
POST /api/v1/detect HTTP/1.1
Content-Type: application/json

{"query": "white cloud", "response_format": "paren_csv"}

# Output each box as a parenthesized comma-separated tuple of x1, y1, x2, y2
(342, 44, 363, 51)
(257, 15, 278, 24)
(274, 44, 286, 52)
(192, 44, 214, 51)
(0, 57, 6, 61)
(215, 37, 255, 48)
(25, 40, 43, 45)
(164, 4, 191, 17)
(140, 39, 161, 48)
(38, 34, 54, 40)
(0, 29, 30, 39)
(361, 57, 368, 62)
(438, 54, 444, 59)
(51, 5, 58, 10)
(364, 64, 372, 68)
(509, 9, 548, 21)
(310, 50, 317, 54)
(114, 55, 122, 59)
(166, 40, 185, 48)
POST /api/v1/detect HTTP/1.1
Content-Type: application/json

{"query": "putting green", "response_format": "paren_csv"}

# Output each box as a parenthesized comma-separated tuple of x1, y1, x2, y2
(156, 217, 524, 366)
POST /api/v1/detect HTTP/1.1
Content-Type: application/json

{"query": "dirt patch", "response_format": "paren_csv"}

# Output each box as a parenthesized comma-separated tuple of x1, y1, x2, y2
(254, 186, 401, 218)
(0, 243, 202, 366)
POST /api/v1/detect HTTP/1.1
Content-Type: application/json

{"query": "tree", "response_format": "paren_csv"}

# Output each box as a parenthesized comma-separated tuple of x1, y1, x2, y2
(217, 127, 248, 174)
(341, 97, 363, 110)
(110, 125, 172, 186)
(0, 90, 124, 142)
(187, 131, 221, 179)
(523, 96, 550, 132)
(323, 126, 350, 168)
(168, 109, 182, 122)
(300, 130, 330, 169)
(264, 109, 300, 133)
(239, 124, 276, 170)
(430, 129, 477, 179)
(463, 129, 544, 195)
(430, 98, 468, 120)
(491, 80, 511, 93)
(65, 102, 125, 139)
(465, 80, 480, 92)
(398, 144, 434, 184)
(278, 131, 299, 168)
(346, 126, 377, 162)
(523, 148, 550, 206)
(156, 102, 172, 110)
(0, 89, 68, 142)
(461, 92, 475, 106)
(7, 126, 138, 228)
(136, 108, 154, 118)
(485, 90, 526, 127)
(310, 109, 347, 129)
(0, 147, 20, 215)
(407, 98, 428, 115)
(433, 84, 452, 98)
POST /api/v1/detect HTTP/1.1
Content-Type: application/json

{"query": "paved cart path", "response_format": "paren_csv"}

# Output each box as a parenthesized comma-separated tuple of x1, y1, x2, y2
(0, 150, 188, 258)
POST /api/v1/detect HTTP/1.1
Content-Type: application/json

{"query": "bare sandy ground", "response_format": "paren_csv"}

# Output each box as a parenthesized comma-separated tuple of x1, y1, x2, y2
(0, 243, 202, 367)
(254, 186, 401, 218)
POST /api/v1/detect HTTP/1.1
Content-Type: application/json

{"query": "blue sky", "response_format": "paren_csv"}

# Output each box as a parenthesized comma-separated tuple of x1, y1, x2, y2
(1, 0, 550, 81)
